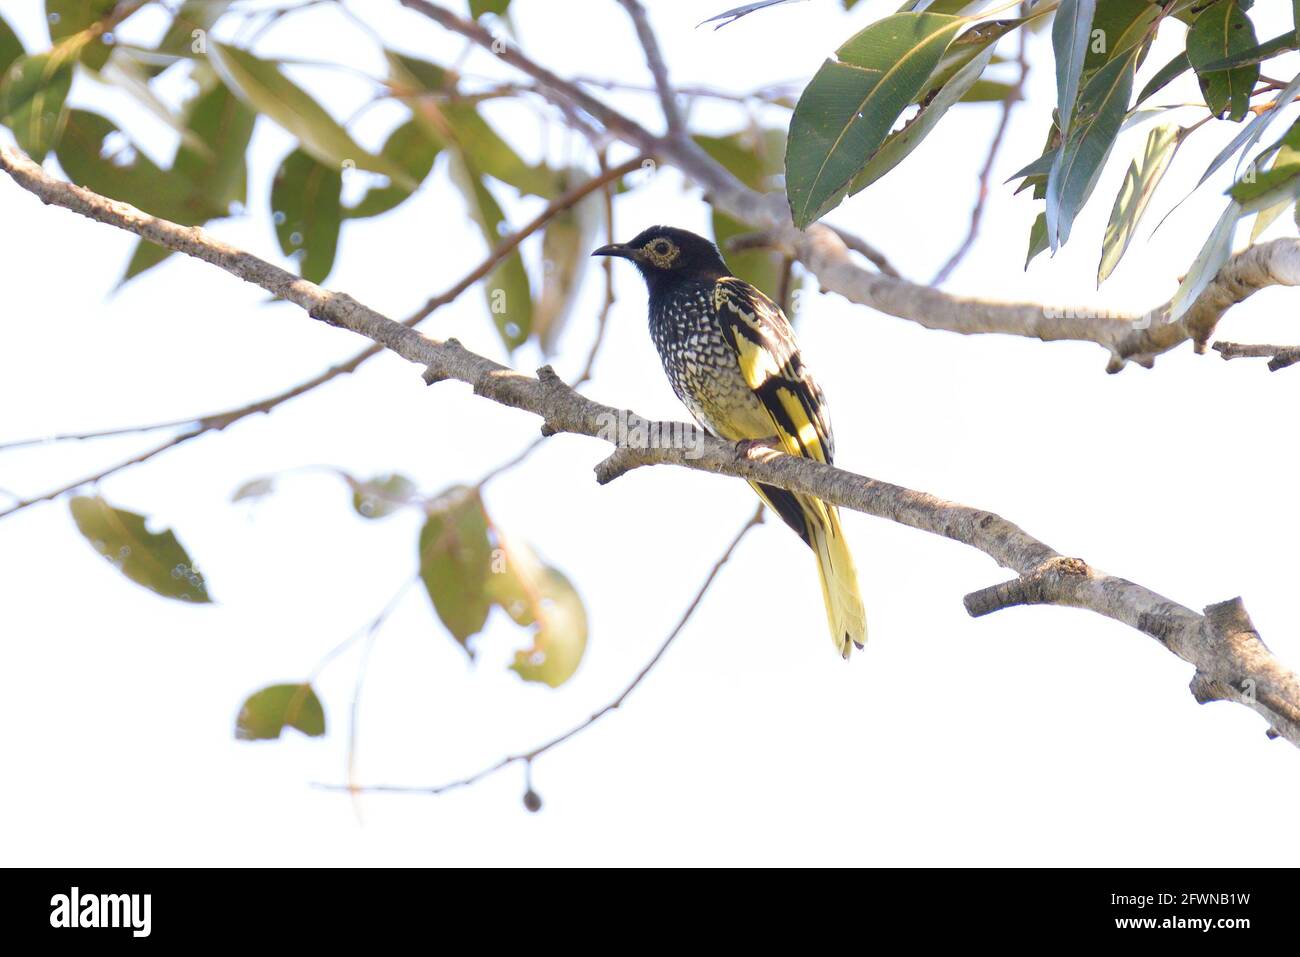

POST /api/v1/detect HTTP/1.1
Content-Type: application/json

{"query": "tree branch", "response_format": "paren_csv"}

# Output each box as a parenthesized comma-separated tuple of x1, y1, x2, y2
(1213, 340, 1300, 371)
(5, 142, 1297, 749)
(401, 0, 1300, 372)
(0, 154, 642, 520)
(616, 0, 686, 137)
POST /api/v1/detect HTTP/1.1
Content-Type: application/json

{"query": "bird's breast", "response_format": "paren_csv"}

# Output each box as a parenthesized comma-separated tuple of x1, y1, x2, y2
(648, 283, 769, 440)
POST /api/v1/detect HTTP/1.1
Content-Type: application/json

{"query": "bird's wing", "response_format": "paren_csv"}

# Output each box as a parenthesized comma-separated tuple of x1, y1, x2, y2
(712, 276, 835, 465)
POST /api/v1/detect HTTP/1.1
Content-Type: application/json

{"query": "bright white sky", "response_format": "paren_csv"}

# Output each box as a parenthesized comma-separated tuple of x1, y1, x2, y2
(3, 0, 1300, 866)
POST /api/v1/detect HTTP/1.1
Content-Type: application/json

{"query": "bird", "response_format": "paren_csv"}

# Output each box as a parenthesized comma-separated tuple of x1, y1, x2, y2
(593, 226, 866, 658)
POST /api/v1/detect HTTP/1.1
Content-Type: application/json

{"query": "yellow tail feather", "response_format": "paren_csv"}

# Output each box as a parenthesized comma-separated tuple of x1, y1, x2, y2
(807, 502, 867, 659)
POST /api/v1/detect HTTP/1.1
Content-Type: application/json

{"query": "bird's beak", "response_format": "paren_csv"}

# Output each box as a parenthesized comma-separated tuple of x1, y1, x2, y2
(592, 242, 636, 260)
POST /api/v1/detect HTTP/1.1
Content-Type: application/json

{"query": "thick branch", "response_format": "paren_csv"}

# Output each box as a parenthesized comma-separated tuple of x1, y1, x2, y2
(5, 143, 1297, 748)
(402, 0, 1300, 371)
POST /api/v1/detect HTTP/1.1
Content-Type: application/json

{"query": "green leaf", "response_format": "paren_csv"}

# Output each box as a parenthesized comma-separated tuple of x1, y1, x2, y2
(115, 80, 254, 287)
(349, 473, 418, 519)
(1045, 46, 1139, 250)
(345, 119, 440, 218)
(133, 0, 232, 78)
(208, 42, 414, 188)
(0, 52, 73, 162)
(850, 21, 1009, 193)
(386, 50, 450, 96)
(1081, 0, 1157, 76)
(1250, 195, 1293, 241)
(1169, 198, 1241, 321)
(120, 239, 174, 284)
(470, 0, 511, 17)
(1230, 122, 1300, 203)
(713, 210, 784, 300)
(69, 495, 211, 602)
(418, 490, 493, 649)
(697, 129, 787, 294)
(231, 476, 275, 503)
(440, 102, 554, 198)
(486, 540, 587, 688)
(1053, 0, 1096, 142)
(271, 148, 342, 284)
(1025, 211, 1048, 269)
(235, 683, 325, 740)
(0, 13, 24, 81)
(1099, 123, 1182, 283)
(450, 155, 532, 350)
(173, 79, 255, 214)
(1187, 0, 1259, 121)
(695, 133, 769, 190)
(1196, 31, 1296, 73)
(1246, 131, 1300, 239)
(961, 78, 1018, 102)
(1198, 69, 1300, 187)
(786, 12, 965, 227)
(56, 110, 208, 222)
(1136, 51, 1190, 105)
(536, 169, 598, 354)
(48, 0, 117, 70)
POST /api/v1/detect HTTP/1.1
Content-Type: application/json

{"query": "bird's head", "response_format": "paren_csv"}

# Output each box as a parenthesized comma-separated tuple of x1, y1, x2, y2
(592, 226, 729, 286)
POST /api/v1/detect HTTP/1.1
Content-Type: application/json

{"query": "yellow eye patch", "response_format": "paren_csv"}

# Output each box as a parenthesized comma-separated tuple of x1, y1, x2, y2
(642, 238, 680, 268)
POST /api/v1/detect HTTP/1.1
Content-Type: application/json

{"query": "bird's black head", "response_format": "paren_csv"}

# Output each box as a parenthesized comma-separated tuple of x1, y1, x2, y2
(592, 226, 729, 287)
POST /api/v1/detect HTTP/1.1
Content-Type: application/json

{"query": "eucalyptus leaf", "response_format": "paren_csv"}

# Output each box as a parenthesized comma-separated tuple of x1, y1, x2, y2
(851, 28, 1003, 193)
(449, 155, 532, 350)
(536, 170, 598, 354)
(349, 473, 418, 520)
(57, 109, 208, 222)
(1169, 199, 1240, 321)
(346, 119, 439, 219)
(1197, 31, 1295, 73)
(47, 0, 117, 70)
(1187, 0, 1259, 122)
(786, 12, 965, 227)
(1135, 51, 1188, 106)
(1046, 46, 1139, 250)
(235, 683, 325, 740)
(486, 539, 588, 688)
(1099, 123, 1182, 283)
(69, 495, 211, 603)
(271, 148, 343, 284)
(209, 42, 414, 188)
(1052, 0, 1095, 142)
(418, 490, 493, 650)
(0, 52, 73, 162)
(1198, 69, 1300, 187)
(173, 80, 256, 214)
(1025, 211, 1048, 269)
(0, 13, 24, 81)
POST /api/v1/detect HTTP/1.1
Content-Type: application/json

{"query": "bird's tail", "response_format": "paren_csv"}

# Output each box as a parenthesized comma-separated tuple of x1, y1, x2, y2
(806, 500, 866, 659)
(747, 481, 866, 658)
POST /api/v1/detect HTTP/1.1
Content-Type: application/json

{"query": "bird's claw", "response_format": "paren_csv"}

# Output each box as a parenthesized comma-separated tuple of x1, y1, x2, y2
(733, 436, 783, 461)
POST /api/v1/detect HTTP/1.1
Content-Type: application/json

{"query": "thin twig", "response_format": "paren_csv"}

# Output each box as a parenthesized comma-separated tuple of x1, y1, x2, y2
(617, 0, 685, 136)
(315, 507, 764, 797)
(931, 24, 1029, 286)
(1212, 340, 1300, 371)
(0, 416, 203, 451)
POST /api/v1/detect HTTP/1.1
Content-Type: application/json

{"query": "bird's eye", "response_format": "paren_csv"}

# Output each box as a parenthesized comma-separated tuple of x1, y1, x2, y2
(653, 240, 671, 254)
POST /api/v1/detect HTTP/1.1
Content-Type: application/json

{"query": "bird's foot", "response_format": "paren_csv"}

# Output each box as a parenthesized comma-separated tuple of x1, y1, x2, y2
(733, 436, 783, 461)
